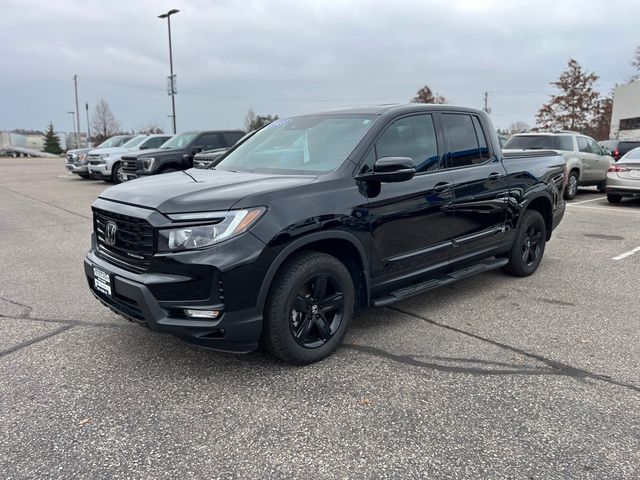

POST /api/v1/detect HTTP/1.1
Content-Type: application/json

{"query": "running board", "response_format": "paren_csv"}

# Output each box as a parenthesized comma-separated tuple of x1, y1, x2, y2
(371, 258, 509, 307)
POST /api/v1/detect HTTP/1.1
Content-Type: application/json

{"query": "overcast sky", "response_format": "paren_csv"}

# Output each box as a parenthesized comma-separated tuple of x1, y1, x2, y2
(1, 0, 638, 134)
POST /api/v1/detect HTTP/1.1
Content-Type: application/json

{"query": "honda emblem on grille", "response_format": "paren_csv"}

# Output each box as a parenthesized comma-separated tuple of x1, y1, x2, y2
(104, 221, 118, 246)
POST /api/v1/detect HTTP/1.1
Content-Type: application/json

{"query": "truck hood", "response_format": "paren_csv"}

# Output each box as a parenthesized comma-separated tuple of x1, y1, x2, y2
(99, 169, 316, 213)
(88, 146, 132, 156)
(122, 148, 181, 160)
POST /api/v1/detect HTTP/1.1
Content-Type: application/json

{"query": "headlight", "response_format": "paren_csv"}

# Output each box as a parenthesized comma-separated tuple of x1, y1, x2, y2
(142, 158, 155, 171)
(158, 207, 266, 251)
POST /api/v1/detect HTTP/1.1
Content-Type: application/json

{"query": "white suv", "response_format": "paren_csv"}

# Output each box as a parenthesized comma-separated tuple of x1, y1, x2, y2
(504, 132, 614, 200)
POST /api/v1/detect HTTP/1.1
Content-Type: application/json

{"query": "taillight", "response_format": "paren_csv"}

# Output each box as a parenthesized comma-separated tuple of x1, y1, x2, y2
(608, 165, 630, 173)
(613, 148, 620, 159)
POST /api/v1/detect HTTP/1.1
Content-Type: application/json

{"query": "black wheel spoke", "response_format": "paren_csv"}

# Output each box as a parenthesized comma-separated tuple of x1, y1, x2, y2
(312, 275, 328, 300)
(315, 314, 332, 340)
(522, 246, 530, 263)
(295, 315, 313, 339)
(530, 232, 543, 245)
(321, 293, 343, 312)
(293, 295, 308, 313)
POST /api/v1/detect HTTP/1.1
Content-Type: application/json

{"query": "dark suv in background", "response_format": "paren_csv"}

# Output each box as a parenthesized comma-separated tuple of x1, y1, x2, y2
(598, 140, 640, 162)
(120, 130, 245, 180)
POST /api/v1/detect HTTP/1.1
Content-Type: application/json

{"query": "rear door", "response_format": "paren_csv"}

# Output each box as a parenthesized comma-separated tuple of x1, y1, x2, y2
(365, 113, 455, 288)
(440, 113, 509, 260)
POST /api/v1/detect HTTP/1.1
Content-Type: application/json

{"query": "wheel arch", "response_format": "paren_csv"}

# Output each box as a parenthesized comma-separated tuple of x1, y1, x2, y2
(522, 194, 553, 241)
(257, 232, 370, 313)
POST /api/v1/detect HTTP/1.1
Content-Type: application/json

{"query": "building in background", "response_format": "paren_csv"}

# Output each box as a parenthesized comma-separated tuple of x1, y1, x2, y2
(610, 81, 640, 140)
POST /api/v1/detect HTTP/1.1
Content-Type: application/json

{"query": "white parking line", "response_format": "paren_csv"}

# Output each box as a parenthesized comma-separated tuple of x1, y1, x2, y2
(567, 205, 640, 215)
(569, 197, 606, 206)
(612, 246, 640, 261)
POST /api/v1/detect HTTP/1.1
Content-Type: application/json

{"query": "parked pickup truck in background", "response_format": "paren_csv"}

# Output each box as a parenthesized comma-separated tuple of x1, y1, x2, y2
(85, 105, 565, 364)
(119, 130, 245, 180)
(504, 131, 613, 200)
(66, 135, 135, 178)
(87, 134, 172, 184)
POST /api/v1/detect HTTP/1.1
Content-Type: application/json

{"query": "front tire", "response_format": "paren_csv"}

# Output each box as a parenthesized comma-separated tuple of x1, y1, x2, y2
(607, 194, 622, 204)
(564, 171, 579, 200)
(502, 210, 547, 277)
(111, 162, 122, 184)
(262, 251, 354, 365)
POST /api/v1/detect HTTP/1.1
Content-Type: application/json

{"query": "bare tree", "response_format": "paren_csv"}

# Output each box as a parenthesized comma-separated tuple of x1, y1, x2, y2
(508, 121, 530, 134)
(137, 123, 164, 134)
(91, 99, 120, 143)
(411, 85, 448, 104)
(244, 109, 257, 131)
(536, 59, 600, 132)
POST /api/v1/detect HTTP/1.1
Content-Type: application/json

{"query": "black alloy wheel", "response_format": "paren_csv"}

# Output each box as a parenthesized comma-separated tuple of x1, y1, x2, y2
(289, 273, 345, 349)
(521, 223, 543, 267)
(262, 251, 354, 365)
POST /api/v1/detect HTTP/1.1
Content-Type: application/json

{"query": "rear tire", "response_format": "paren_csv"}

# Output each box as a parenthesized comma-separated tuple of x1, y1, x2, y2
(261, 251, 354, 365)
(563, 171, 579, 200)
(607, 194, 622, 204)
(502, 210, 547, 277)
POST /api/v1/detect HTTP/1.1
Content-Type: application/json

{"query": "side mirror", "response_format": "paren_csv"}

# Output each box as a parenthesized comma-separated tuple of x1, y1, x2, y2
(356, 157, 415, 183)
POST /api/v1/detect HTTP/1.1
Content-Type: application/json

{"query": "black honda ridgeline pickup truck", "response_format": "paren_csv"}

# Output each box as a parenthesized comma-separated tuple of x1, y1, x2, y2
(85, 105, 566, 364)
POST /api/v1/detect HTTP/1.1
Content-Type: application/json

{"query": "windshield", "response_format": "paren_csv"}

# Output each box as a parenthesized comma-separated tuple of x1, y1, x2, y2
(622, 147, 640, 161)
(216, 114, 377, 174)
(98, 136, 131, 148)
(505, 135, 573, 151)
(121, 136, 147, 149)
(160, 132, 198, 149)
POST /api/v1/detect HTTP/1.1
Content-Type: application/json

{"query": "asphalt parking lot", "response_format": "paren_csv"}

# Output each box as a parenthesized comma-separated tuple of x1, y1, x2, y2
(0, 157, 639, 479)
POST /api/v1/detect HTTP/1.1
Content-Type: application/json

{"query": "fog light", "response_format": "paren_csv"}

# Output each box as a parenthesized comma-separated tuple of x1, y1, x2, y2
(184, 309, 220, 319)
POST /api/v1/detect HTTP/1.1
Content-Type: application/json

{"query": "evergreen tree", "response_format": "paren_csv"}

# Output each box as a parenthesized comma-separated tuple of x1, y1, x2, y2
(536, 59, 600, 132)
(43, 122, 63, 154)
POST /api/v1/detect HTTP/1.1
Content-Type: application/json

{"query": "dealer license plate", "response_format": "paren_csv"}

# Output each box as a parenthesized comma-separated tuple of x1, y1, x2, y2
(93, 267, 112, 296)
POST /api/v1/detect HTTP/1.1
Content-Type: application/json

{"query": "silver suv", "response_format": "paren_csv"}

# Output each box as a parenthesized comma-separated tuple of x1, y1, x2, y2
(504, 132, 614, 199)
(86, 134, 172, 183)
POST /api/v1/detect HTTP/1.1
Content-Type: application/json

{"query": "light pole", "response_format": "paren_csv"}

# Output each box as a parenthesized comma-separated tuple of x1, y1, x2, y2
(158, 8, 179, 134)
(85, 102, 91, 147)
(67, 111, 76, 149)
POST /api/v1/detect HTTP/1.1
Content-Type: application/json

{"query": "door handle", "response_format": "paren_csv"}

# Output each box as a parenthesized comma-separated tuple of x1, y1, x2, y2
(433, 182, 451, 192)
(487, 172, 505, 181)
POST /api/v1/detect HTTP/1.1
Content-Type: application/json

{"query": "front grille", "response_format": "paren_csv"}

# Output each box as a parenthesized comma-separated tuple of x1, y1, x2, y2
(94, 208, 155, 272)
(88, 154, 103, 165)
(121, 157, 138, 173)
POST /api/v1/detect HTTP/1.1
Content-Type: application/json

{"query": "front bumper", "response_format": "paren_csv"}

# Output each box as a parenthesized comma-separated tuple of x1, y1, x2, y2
(66, 163, 88, 174)
(84, 232, 270, 353)
(88, 163, 110, 179)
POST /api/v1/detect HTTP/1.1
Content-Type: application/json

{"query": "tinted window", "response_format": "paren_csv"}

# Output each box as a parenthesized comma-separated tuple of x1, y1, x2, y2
(504, 135, 573, 151)
(577, 137, 591, 153)
(196, 133, 223, 150)
(375, 114, 439, 173)
(223, 132, 244, 146)
(619, 142, 640, 155)
(442, 114, 484, 167)
(619, 117, 640, 130)
(472, 116, 491, 161)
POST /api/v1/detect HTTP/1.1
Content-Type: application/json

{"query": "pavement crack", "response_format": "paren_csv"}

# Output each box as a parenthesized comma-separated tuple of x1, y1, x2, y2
(0, 295, 33, 318)
(387, 306, 640, 393)
(0, 324, 75, 358)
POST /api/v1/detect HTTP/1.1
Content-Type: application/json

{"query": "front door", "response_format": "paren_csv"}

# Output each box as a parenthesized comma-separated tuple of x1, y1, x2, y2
(362, 114, 455, 291)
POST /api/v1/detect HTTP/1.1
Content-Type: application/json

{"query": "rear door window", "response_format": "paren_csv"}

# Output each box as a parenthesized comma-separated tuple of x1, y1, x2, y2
(442, 114, 486, 168)
(587, 138, 602, 155)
